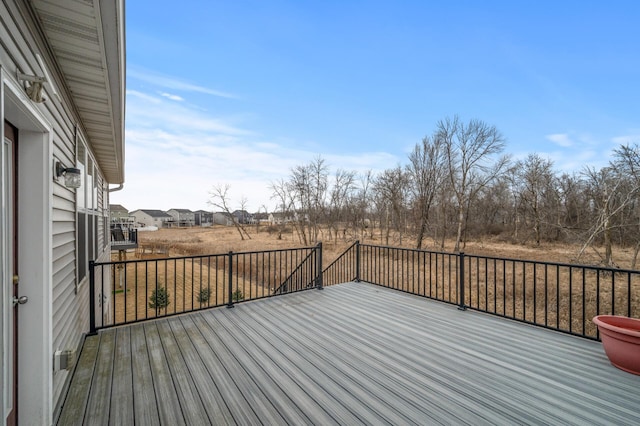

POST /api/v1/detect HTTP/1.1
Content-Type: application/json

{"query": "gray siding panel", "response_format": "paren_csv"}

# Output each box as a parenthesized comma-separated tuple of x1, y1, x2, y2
(1, 0, 114, 411)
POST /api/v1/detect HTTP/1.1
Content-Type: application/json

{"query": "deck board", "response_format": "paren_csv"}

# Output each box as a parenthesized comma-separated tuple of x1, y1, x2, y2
(156, 320, 210, 425)
(144, 322, 185, 425)
(109, 327, 134, 426)
(56, 334, 100, 426)
(169, 317, 235, 425)
(181, 314, 259, 425)
(85, 331, 115, 425)
(204, 313, 312, 425)
(58, 281, 640, 425)
(129, 324, 160, 426)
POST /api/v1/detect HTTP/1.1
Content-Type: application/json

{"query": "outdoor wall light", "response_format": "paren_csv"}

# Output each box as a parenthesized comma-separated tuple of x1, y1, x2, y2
(17, 71, 47, 103)
(17, 54, 58, 103)
(54, 159, 82, 189)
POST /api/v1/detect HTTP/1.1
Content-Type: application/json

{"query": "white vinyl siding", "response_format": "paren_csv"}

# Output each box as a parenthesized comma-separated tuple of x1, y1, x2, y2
(1, 0, 114, 413)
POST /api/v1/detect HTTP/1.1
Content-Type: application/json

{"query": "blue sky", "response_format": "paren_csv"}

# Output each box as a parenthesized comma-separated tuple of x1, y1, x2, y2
(112, 1, 640, 213)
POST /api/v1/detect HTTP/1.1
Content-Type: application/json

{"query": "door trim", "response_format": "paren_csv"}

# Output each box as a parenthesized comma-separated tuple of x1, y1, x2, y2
(2, 120, 17, 426)
(1, 67, 54, 425)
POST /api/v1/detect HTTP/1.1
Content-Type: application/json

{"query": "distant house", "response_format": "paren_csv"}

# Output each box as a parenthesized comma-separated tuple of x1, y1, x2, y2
(213, 211, 234, 226)
(131, 209, 175, 228)
(194, 210, 213, 226)
(232, 210, 254, 224)
(253, 212, 270, 224)
(110, 204, 135, 228)
(268, 212, 295, 225)
(167, 208, 195, 227)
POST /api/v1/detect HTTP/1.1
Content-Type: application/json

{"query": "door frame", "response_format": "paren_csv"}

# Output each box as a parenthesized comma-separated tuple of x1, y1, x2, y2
(1, 67, 53, 425)
(2, 120, 17, 426)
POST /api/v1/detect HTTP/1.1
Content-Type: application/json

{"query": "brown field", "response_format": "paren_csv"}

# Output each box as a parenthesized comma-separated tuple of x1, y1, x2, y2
(102, 225, 639, 336)
(133, 224, 639, 269)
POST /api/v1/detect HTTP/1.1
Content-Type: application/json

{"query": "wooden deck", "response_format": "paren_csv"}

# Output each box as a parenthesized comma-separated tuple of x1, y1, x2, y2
(57, 281, 640, 425)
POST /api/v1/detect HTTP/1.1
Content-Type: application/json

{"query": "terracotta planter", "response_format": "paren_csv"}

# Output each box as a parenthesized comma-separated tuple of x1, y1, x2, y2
(593, 315, 640, 375)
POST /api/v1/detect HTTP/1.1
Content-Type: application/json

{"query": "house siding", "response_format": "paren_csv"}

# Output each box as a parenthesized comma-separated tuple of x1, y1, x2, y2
(1, 0, 114, 416)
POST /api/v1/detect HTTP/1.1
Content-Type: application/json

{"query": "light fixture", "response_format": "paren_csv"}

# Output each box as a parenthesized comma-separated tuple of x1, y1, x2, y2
(17, 71, 47, 103)
(54, 159, 82, 189)
(17, 54, 57, 103)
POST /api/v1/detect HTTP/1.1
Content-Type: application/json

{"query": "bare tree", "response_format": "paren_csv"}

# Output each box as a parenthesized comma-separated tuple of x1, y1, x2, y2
(513, 153, 556, 246)
(288, 156, 329, 244)
(328, 168, 357, 242)
(555, 172, 588, 241)
(437, 116, 509, 251)
(353, 170, 374, 241)
(309, 157, 329, 241)
(269, 178, 295, 240)
(208, 184, 251, 240)
(373, 166, 410, 245)
(407, 135, 446, 249)
(578, 166, 634, 266)
(612, 144, 640, 266)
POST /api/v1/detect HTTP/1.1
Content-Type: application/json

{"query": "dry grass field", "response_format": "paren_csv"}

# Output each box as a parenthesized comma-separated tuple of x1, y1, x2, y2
(133, 224, 639, 269)
(102, 225, 639, 337)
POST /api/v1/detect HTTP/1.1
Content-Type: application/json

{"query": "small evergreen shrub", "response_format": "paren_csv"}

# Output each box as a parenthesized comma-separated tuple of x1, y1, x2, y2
(198, 288, 211, 304)
(149, 286, 170, 310)
(232, 289, 244, 301)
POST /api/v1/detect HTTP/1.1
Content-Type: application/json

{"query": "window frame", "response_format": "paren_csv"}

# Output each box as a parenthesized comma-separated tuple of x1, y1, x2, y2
(76, 136, 105, 291)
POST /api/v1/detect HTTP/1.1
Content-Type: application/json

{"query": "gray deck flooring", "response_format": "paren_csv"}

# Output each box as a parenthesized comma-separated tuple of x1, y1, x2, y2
(57, 281, 640, 425)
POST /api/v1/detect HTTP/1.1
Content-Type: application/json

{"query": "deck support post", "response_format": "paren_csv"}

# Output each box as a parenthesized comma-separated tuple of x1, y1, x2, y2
(89, 260, 97, 335)
(458, 252, 467, 311)
(355, 240, 361, 282)
(316, 242, 323, 290)
(227, 251, 235, 308)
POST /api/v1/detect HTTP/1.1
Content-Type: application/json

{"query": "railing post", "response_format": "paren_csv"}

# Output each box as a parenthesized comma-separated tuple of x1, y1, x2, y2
(88, 261, 97, 335)
(227, 251, 234, 308)
(316, 242, 323, 290)
(355, 240, 361, 282)
(458, 252, 466, 311)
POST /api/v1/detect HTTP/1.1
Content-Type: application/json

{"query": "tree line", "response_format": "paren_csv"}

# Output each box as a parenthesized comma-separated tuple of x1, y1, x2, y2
(217, 115, 640, 268)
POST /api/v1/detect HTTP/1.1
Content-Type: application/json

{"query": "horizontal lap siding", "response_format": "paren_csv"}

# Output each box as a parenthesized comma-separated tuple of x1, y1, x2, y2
(1, 0, 113, 411)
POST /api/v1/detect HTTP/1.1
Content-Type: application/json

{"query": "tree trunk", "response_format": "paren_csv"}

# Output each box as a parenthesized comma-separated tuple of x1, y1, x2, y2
(604, 214, 613, 267)
(454, 206, 464, 252)
(416, 217, 426, 249)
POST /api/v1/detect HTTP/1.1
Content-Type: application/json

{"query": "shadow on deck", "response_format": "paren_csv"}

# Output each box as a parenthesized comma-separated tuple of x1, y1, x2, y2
(57, 281, 640, 425)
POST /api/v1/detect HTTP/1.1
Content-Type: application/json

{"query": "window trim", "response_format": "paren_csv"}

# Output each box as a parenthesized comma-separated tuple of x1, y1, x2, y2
(76, 135, 106, 291)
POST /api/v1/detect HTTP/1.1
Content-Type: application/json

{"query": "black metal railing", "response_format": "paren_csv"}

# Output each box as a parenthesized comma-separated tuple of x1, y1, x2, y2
(324, 241, 639, 339)
(110, 227, 138, 249)
(90, 244, 321, 333)
(273, 242, 322, 294)
(459, 254, 639, 339)
(91, 239, 639, 339)
(322, 241, 359, 286)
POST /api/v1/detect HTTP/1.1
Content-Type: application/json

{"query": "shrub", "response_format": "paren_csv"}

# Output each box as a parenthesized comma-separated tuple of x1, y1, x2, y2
(232, 289, 244, 301)
(149, 286, 170, 310)
(198, 288, 211, 304)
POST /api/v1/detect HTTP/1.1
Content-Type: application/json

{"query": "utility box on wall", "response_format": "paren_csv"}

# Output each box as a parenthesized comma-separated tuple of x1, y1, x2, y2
(53, 349, 76, 371)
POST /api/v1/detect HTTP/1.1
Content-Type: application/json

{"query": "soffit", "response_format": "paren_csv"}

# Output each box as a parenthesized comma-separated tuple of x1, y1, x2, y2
(29, 0, 125, 184)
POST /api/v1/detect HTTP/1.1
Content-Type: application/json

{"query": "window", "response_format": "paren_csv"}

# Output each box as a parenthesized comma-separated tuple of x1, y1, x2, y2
(76, 138, 102, 287)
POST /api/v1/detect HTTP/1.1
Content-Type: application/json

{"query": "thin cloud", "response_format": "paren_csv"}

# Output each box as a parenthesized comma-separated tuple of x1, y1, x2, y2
(128, 68, 238, 99)
(127, 91, 251, 136)
(611, 134, 640, 145)
(160, 92, 185, 102)
(126, 89, 162, 104)
(546, 133, 574, 148)
(116, 87, 401, 212)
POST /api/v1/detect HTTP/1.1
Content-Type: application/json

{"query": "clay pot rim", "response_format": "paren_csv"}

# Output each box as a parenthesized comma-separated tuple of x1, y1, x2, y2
(593, 315, 640, 338)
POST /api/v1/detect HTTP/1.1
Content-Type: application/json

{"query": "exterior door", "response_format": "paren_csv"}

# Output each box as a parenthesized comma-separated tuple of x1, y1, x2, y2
(2, 120, 18, 426)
